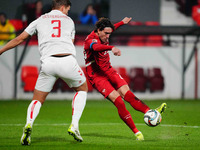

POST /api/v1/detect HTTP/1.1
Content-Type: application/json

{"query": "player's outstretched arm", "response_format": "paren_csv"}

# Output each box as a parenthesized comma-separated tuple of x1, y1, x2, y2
(122, 17, 132, 24)
(0, 31, 30, 55)
(114, 17, 132, 30)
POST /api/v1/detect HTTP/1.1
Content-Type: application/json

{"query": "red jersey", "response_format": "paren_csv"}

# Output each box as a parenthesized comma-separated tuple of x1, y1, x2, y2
(83, 21, 124, 73)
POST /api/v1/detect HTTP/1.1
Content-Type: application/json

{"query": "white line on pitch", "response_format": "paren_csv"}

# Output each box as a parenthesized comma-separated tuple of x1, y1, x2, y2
(0, 123, 199, 128)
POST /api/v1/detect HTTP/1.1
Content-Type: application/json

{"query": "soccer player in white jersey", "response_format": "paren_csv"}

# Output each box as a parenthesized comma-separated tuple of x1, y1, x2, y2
(0, 0, 87, 145)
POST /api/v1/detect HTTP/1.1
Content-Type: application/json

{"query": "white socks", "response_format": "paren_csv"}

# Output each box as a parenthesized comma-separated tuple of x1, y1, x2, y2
(71, 91, 87, 129)
(24, 92, 87, 129)
(25, 100, 42, 127)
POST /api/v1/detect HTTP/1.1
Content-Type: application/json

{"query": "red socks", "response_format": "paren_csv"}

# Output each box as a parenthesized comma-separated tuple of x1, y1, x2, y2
(124, 90, 150, 113)
(113, 91, 150, 134)
(114, 96, 139, 134)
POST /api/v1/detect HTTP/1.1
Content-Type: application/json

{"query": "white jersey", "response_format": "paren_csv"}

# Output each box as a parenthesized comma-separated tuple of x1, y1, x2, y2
(25, 10, 76, 60)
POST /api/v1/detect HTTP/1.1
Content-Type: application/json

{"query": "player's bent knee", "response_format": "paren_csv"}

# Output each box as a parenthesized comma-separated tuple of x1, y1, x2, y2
(117, 85, 130, 98)
(32, 89, 49, 104)
(108, 90, 121, 102)
(73, 81, 88, 92)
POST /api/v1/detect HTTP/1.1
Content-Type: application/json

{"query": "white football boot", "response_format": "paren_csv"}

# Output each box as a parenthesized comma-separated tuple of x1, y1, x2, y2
(68, 124, 83, 142)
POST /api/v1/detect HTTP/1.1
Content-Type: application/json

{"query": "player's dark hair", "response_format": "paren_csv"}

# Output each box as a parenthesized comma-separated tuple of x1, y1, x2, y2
(52, 0, 71, 9)
(94, 17, 115, 32)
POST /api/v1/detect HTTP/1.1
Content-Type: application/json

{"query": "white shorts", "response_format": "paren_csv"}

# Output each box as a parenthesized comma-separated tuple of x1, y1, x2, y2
(35, 55, 86, 92)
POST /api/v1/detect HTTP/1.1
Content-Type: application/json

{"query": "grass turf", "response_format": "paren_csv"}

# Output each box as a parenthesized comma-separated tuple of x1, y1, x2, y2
(0, 99, 200, 150)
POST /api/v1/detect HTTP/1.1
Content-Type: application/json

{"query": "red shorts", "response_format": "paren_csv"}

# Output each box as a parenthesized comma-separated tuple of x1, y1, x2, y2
(86, 65, 127, 98)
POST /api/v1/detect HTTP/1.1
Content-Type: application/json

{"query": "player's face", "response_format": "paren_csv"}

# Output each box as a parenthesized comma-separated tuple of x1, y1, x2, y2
(97, 27, 112, 43)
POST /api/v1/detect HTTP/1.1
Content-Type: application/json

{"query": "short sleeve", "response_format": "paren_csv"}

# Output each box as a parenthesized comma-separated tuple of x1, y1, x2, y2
(24, 19, 38, 36)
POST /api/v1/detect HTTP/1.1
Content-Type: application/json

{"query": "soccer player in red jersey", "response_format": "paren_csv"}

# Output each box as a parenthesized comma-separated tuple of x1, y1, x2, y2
(83, 17, 167, 140)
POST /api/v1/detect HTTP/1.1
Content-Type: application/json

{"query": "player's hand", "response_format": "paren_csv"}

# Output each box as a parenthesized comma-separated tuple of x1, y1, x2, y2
(122, 17, 132, 24)
(112, 47, 121, 56)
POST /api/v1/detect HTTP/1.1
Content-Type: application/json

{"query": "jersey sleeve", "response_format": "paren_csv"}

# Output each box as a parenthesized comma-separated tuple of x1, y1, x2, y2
(88, 39, 114, 51)
(114, 21, 124, 30)
(24, 19, 39, 36)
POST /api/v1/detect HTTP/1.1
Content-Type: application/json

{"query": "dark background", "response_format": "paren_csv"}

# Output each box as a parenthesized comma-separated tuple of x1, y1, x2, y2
(0, 0, 160, 22)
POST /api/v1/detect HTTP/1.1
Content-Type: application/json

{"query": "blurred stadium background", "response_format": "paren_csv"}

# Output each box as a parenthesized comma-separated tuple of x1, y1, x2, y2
(0, 0, 200, 100)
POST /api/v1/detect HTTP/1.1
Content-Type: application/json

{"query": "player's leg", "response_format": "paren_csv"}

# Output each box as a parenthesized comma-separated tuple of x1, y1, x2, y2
(21, 89, 49, 145)
(26, 90, 49, 126)
(118, 85, 150, 113)
(108, 68, 149, 114)
(21, 59, 57, 145)
(68, 81, 88, 142)
(108, 90, 139, 132)
(57, 56, 87, 142)
(108, 90, 143, 140)
(118, 85, 167, 114)
(71, 81, 88, 129)
(103, 69, 143, 140)
(92, 74, 144, 140)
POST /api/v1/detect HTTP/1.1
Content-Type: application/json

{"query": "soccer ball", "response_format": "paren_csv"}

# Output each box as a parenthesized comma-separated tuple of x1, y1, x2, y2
(144, 110, 162, 127)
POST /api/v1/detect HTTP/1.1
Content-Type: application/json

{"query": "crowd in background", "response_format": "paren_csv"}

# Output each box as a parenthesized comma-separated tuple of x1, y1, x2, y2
(1, 0, 200, 46)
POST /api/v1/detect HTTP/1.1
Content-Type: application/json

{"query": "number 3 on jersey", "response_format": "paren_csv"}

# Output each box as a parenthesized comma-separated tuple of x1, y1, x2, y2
(51, 20, 61, 37)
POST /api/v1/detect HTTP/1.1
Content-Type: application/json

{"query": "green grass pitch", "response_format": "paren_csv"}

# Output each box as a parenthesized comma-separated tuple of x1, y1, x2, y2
(0, 99, 200, 150)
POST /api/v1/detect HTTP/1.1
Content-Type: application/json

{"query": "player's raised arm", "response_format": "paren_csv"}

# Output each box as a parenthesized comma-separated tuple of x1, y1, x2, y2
(114, 17, 132, 30)
(0, 31, 30, 55)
